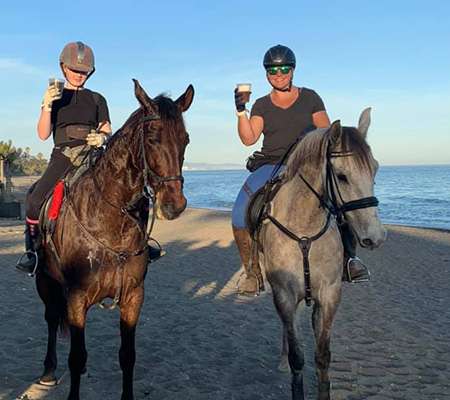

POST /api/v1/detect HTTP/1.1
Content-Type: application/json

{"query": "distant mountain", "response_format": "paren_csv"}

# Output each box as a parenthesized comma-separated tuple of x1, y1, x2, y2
(183, 162, 244, 171)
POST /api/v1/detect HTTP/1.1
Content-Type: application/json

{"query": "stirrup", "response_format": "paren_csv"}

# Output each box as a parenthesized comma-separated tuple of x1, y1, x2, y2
(236, 271, 261, 296)
(16, 250, 39, 277)
(346, 256, 370, 283)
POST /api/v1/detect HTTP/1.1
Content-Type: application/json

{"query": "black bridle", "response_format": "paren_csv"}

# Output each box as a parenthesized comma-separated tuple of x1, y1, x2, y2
(140, 113, 184, 202)
(262, 141, 379, 305)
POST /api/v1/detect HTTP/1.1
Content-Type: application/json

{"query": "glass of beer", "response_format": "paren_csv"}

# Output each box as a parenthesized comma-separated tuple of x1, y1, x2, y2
(236, 83, 252, 103)
(48, 77, 65, 100)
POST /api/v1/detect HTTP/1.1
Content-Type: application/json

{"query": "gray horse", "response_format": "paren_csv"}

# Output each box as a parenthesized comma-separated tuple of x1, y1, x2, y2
(254, 108, 386, 400)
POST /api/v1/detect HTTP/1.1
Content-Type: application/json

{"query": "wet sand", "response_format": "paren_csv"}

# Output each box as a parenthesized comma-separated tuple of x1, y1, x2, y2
(1, 177, 449, 399)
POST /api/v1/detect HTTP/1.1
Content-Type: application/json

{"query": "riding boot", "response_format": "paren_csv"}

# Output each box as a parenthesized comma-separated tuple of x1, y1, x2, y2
(147, 239, 166, 263)
(148, 245, 166, 263)
(232, 226, 265, 295)
(339, 223, 370, 283)
(16, 222, 40, 275)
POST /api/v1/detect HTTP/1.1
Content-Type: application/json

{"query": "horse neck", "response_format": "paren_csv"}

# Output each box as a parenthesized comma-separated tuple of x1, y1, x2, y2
(91, 132, 144, 206)
(274, 163, 327, 231)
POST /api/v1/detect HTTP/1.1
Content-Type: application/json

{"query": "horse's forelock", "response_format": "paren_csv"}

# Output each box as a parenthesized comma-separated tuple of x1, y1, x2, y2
(341, 127, 374, 174)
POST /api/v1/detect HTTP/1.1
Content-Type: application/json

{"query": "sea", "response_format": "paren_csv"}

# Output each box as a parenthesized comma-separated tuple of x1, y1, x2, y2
(183, 165, 450, 231)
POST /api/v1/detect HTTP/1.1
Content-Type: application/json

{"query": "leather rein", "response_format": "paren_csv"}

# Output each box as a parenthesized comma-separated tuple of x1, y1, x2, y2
(262, 143, 379, 306)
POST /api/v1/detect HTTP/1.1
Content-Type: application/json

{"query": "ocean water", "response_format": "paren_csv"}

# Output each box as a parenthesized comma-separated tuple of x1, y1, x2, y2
(183, 165, 450, 230)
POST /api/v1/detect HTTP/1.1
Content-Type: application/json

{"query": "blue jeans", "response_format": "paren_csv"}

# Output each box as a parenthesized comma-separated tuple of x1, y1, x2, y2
(232, 164, 283, 228)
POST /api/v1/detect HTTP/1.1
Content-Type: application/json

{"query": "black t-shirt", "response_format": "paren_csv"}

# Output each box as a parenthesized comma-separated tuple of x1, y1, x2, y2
(250, 87, 325, 158)
(51, 88, 110, 145)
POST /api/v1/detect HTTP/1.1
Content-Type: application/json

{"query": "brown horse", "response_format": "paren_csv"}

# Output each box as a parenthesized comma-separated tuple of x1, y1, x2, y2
(35, 80, 194, 400)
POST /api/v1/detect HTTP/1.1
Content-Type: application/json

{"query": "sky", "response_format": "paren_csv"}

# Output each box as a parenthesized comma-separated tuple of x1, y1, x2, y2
(0, 0, 449, 166)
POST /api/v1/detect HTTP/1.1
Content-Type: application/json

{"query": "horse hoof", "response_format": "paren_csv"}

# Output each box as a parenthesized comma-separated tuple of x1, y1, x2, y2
(39, 372, 57, 386)
(278, 356, 290, 373)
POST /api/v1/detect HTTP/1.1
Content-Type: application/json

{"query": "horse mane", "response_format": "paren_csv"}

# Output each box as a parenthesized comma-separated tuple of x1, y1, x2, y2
(98, 93, 185, 164)
(283, 126, 374, 181)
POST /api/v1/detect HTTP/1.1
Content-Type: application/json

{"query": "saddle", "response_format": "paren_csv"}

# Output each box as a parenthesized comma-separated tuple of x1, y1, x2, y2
(246, 178, 282, 238)
(40, 146, 103, 236)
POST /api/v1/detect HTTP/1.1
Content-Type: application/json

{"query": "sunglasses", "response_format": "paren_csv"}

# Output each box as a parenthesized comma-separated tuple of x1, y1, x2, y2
(266, 66, 292, 75)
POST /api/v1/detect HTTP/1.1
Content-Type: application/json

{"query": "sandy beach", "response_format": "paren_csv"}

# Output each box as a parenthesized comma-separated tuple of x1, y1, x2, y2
(1, 177, 449, 399)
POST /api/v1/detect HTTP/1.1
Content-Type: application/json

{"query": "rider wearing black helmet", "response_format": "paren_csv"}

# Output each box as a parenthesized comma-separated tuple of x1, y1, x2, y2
(232, 44, 370, 294)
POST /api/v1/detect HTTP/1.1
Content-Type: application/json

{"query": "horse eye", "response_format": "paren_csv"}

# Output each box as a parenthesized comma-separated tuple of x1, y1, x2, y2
(337, 174, 348, 183)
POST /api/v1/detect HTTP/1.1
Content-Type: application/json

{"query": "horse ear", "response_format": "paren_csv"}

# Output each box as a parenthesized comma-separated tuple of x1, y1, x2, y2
(328, 120, 342, 147)
(358, 107, 371, 139)
(175, 84, 195, 112)
(133, 79, 158, 114)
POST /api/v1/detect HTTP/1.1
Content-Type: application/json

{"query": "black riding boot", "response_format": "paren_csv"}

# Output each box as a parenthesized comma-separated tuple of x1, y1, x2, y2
(147, 239, 166, 263)
(340, 223, 370, 283)
(16, 222, 40, 275)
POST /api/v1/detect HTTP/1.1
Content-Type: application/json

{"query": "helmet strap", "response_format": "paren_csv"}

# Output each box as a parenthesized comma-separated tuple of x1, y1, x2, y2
(271, 78, 293, 93)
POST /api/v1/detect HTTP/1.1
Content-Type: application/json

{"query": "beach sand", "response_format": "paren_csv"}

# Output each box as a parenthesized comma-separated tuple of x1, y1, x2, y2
(1, 177, 449, 399)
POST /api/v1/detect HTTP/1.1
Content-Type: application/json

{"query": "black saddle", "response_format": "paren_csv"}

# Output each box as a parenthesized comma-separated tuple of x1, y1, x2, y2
(245, 179, 282, 238)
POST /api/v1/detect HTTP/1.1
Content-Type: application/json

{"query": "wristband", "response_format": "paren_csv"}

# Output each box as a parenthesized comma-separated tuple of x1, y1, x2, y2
(236, 110, 248, 117)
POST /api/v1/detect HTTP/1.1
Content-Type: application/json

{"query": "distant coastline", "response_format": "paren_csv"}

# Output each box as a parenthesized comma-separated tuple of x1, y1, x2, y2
(183, 162, 244, 171)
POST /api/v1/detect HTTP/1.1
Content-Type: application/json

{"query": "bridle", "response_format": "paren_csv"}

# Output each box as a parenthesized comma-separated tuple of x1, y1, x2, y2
(262, 141, 379, 305)
(140, 113, 184, 202)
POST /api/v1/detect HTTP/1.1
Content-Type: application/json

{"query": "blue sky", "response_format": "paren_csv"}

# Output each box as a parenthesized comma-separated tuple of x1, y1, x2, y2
(1, 0, 449, 166)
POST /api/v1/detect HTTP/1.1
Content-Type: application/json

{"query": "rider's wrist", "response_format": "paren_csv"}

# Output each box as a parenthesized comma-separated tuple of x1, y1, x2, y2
(236, 110, 248, 117)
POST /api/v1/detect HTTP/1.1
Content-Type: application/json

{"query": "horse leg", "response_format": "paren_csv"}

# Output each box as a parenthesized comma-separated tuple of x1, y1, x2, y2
(271, 281, 305, 400)
(311, 290, 340, 400)
(278, 326, 290, 372)
(36, 272, 66, 386)
(67, 294, 88, 400)
(232, 226, 264, 295)
(119, 286, 144, 400)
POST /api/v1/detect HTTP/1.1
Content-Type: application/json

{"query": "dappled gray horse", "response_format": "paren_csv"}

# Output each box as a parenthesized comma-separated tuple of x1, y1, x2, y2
(257, 109, 386, 400)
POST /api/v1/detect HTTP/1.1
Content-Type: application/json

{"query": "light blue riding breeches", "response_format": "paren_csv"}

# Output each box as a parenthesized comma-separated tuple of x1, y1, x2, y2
(231, 164, 283, 229)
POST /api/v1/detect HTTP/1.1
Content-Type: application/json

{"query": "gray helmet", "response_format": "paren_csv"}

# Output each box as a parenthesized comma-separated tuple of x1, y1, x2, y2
(59, 41, 95, 73)
(263, 45, 296, 69)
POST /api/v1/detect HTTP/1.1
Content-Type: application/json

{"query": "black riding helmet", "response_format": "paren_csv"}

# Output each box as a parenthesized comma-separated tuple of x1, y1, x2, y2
(263, 45, 296, 69)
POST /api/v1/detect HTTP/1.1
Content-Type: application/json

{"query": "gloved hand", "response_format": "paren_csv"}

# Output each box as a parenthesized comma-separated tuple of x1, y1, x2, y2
(86, 129, 107, 147)
(234, 88, 248, 112)
(41, 85, 63, 112)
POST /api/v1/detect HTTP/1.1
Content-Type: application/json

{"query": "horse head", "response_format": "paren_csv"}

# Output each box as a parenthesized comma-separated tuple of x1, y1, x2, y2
(133, 79, 194, 220)
(326, 108, 386, 249)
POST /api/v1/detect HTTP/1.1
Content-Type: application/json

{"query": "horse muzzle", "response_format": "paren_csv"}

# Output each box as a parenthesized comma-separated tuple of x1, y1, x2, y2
(156, 197, 187, 220)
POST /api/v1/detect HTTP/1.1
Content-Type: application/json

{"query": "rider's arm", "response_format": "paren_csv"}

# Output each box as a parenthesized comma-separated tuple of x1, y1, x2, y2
(237, 114, 263, 146)
(37, 110, 52, 141)
(312, 111, 331, 128)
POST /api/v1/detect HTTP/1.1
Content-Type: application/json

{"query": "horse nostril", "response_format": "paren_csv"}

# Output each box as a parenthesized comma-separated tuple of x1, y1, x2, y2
(362, 238, 374, 247)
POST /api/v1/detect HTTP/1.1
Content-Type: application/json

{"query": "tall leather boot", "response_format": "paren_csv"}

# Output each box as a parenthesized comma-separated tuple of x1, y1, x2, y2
(340, 222, 370, 283)
(232, 226, 265, 295)
(16, 222, 40, 275)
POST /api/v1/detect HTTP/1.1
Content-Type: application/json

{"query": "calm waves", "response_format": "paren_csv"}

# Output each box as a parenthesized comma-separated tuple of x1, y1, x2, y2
(183, 165, 450, 230)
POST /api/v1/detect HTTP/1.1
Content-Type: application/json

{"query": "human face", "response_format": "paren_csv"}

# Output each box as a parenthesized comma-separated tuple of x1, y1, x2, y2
(62, 65, 89, 88)
(266, 66, 293, 91)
